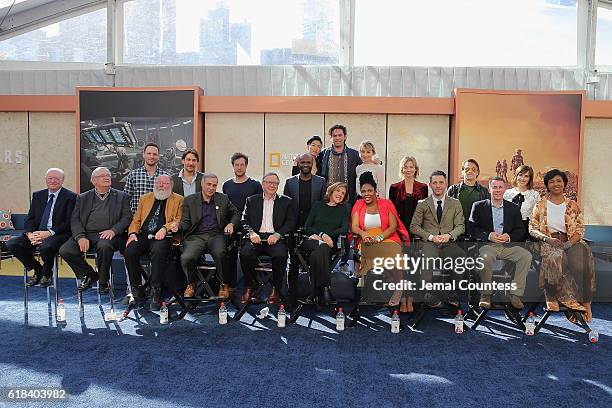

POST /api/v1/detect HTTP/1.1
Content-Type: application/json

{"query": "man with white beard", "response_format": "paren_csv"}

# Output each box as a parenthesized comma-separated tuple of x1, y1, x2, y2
(124, 175, 183, 310)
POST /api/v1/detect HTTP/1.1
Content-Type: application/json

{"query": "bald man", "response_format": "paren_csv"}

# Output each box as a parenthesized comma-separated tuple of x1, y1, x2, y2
(7, 168, 77, 287)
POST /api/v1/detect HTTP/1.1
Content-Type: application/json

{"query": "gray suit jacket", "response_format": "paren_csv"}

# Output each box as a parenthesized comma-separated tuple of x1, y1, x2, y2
(410, 195, 465, 241)
(180, 192, 240, 239)
(283, 174, 327, 224)
(71, 188, 132, 240)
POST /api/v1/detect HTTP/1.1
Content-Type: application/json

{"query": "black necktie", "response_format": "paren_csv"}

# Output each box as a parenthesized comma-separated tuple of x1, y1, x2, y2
(39, 193, 55, 231)
(512, 193, 525, 209)
(436, 200, 443, 223)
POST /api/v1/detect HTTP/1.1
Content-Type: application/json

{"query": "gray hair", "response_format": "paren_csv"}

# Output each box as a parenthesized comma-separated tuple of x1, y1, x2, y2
(201, 172, 218, 183)
(91, 166, 111, 181)
(155, 174, 173, 185)
(46, 168, 65, 180)
(262, 172, 280, 182)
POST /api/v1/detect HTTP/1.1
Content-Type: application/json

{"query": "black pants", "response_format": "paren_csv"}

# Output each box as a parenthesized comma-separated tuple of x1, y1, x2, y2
(6, 233, 69, 277)
(287, 234, 300, 302)
(240, 235, 287, 292)
(181, 232, 228, 284)
(301, 238, 334, 289)
(226, 242, 239, 288)
(59, 233, 124, 283)
(124, 234, 172, 290)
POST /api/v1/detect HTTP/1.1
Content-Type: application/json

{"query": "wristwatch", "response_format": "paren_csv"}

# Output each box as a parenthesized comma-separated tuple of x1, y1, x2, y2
(542, 236, 547, 242)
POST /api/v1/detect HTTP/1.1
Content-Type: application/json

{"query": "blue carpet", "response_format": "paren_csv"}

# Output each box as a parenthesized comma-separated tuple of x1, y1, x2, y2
(1, 275, 611, 408)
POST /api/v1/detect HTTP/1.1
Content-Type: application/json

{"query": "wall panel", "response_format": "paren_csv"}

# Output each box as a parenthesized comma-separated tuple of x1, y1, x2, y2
(583, 118, 612, 225)
(0, 112, 30, 213)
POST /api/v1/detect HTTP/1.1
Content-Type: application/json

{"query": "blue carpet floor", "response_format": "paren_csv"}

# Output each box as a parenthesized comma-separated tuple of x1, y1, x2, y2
(1, 275, 611, 408)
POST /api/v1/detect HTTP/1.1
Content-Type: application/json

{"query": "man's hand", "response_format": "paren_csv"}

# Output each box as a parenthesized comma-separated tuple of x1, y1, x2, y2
(321, 233, 333, 248)
(224, 223, 234, 235)
(250, 232, 261, 244)
(78, 237, 90, 253)
(155, 228, 167, 240)
(32, 230, 51, 243)
(267, 234, 280, 245)
(126, 234, 138, 246)
(99, 230, 115, 240)
(309, 234, 322, 241)
(500, 233, 511, 243)
(438, 234, 451, 244)
(489, 232, 506, 243)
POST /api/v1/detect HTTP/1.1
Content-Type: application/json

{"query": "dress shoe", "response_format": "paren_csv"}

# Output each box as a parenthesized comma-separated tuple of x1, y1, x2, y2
(132, 286, 146, 306)
(509, 295, 524, 310)
(267, 287, 280, 304)
(98, 282, 110, 294)
(322, 286, 333, 306)
(545, 297, 560, 312)
(562, 299, 587, 312)
(218, 283, 230, 300)
(446, 292, 460, 308)
(26, 275, 42, 287)
(581, 302, 592, 322)
(479, 294, 492, 309)
(400, 297, 414, 313)
(150, 288, 162, 311)
(240, 287, 253, 304)
(424, 293, 442, 308)
(78, 274, 98, 292)
(183, 282, 196, 298)
(39, 276, 52, 288)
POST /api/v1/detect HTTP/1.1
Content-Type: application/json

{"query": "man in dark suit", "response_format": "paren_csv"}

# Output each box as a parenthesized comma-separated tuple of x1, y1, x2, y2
(59, 167, 132, 292)
(171, 148, 203, 197)
(283, 153, 326, 307)
(240, 172, 296, 304)
(7, 168, 76, 287)
(468, 177, 532, 309)
(180, 173, 240, 299)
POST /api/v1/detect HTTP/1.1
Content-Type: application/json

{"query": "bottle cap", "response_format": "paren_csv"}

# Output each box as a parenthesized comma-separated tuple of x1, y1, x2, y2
(59, 298, 64, 303)
(393, 309, 398, 314)
(457, 310, 462, 315)
(220, 302, 225, 307)
(280, 304, 284, 309)
(529, 312, 534, 316)
(338, 307, 343, 313)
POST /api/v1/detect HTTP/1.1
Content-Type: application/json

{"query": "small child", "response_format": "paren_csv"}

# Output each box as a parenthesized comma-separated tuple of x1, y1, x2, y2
(355, 140, 385, 198)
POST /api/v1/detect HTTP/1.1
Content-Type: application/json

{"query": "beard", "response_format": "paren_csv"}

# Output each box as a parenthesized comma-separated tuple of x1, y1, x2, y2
(154, 189, 171, 201)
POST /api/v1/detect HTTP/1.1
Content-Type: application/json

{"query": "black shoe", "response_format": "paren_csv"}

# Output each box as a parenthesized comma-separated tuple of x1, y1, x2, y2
(78, 275, 98, 292)
(150, 288, 162, 311)
(424, 293, 442, 308)
(98, 282, 110, 294)
(26, 275, 42, 287)
(39, 276, 52, 288)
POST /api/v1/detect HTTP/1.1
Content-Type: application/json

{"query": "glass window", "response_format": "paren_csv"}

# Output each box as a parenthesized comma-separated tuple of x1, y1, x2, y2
(596, 5, 612, 67)
(354, 0, 577, 67)
(123, 0, 340, 65)
(0, 8, 107, 63)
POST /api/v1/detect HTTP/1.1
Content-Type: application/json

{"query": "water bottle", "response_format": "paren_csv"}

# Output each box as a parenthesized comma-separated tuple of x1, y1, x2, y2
(391, 309, 400, 333)
(277, 304, 286, 328)
(589, 330, 599, 343)
(57, 298, 66, 322)
(454, 309, 464, 334)
(525, 312, 536, 336)
(219, 302, 228, 325)
(160, 301, 169, 325)
(336, 307, 345, 332)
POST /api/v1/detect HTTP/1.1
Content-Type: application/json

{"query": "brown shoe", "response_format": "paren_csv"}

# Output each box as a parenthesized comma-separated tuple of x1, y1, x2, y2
(510, 295, 524, 310)
(545, 297, 560, 312)
(268, 287, 280, 304)
(184, 282, 196, 298)
(218, 284, 229, 300)
(240, 287, 253, 304)
(581, 302, 592, 322)
(479, 294, 492, 309)
(562, 300, 587, 312)
(400, 297, 414, 313)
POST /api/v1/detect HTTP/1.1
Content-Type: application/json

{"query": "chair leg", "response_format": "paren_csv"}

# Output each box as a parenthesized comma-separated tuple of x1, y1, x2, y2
(23, 266, 28, 323)
(534, 310, 552, 334)
(53, 257, 59, 323)
(469, 308, 489, 330)
(288, 304, 303, 324)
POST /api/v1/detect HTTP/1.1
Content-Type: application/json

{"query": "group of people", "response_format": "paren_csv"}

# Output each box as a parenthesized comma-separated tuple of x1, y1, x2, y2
(7, 124, 595, 322)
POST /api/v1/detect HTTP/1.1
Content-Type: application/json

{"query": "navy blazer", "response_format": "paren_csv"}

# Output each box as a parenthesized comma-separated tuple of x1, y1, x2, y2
(242, 194, 295, 238)
(282, 174, 326, 226)
(24, 188, 77, 235)
(468, 199, 525, 243)
(71, 188, 132, 240)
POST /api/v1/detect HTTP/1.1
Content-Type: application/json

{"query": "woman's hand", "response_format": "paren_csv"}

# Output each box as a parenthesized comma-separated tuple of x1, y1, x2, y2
(361, 232, 375, 243)
(547, 237, 565, 248)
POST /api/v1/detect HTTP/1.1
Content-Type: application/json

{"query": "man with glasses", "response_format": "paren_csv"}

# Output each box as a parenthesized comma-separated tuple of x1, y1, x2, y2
(7, 168, 76, 287)
(59, 167, 132, 292)
(447, 159, 491, 222)
(240, 173, 296, 304)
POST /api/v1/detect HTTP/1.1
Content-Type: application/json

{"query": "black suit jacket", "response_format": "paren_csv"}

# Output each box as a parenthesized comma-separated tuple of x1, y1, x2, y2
(171, 172, 203, 196)
(242, 194, 295, 238)
(282, 174, 326, 226)
(180, 192, 240, 239)
(71, 188, 132, 240)
(468, 199, 525, 243)
(316, 146, 362, 204)
(24, 188, 77, 235)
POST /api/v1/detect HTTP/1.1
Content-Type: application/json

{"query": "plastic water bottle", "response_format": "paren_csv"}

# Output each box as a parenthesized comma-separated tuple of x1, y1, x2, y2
(277, 304, 286, 328)
(57, 298, 66, 322)
(589, 330, 599, 343)
(391, 310, 400, 333)
(160, 302, 169, 325)
(336, 307, 345, 332)
(454, 309, 464, 334)
(219, 302, 228, 325)
(525, 312, 536, 336)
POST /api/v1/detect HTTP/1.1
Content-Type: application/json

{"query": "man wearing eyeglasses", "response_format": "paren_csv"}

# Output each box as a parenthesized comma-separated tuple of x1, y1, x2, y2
(59, 166, 132, 292)
(240, 172, 296, 305)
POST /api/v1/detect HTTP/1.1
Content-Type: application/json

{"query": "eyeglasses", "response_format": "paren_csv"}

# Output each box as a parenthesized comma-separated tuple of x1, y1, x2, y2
(263, 180, 279, 185)
(93, 174, 111, 179)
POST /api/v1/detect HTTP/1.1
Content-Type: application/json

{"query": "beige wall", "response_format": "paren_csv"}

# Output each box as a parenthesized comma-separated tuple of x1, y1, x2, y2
(0, 112, 30, 213)
(204, 113, 264, 189)
(583, 118, 612, 225)
(264, 114, 324, 191)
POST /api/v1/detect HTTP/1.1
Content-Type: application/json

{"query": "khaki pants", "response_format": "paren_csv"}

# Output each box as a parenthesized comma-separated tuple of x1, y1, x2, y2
(478, 244, 532, 296)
